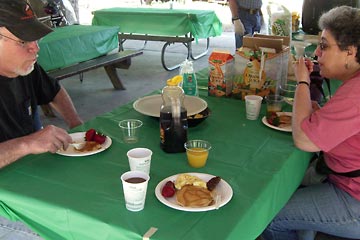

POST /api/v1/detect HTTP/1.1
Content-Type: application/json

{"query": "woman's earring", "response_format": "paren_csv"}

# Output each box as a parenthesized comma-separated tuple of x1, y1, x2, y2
(345, 60, 349, 69)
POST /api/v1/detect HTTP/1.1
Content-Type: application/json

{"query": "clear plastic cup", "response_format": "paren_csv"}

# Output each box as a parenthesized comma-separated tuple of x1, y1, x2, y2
(184, 140, 212, 168)
(119, 119, 143, 143)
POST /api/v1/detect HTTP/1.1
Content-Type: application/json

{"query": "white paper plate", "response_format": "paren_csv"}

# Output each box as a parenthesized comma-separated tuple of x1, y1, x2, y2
(133, 94, 207, 117)
(56, 132, 112, 157)
(293, 34, 319, 45)
(292, 41, 311, 48)
(262, 112, 292, 132)
(155, 173, 233, 212)
(304, 35, 320, 45)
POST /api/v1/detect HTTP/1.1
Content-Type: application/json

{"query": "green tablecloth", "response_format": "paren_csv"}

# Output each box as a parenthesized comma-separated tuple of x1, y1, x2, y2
(0, 71, 311, 239)
(92, 8, 222, 40)
(38, 25, 120, 71)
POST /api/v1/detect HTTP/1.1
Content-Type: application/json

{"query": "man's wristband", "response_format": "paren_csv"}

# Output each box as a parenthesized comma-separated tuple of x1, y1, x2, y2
(297, 81, 310, 87)
(232, 17, 240, 23)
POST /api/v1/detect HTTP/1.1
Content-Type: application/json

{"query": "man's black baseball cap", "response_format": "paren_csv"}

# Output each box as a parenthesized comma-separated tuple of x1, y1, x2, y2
(0, 0, 52, 41)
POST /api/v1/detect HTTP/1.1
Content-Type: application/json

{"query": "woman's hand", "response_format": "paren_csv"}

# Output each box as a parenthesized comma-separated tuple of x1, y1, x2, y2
(293, 57, 314, 83)
(312, 101, 321, 112)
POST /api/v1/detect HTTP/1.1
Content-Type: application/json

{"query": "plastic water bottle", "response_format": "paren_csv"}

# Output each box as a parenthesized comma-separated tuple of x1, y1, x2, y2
(180, 60, 198, 96)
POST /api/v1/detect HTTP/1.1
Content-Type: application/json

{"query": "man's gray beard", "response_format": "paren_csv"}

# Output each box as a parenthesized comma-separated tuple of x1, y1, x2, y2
(18, 64, 35, 76)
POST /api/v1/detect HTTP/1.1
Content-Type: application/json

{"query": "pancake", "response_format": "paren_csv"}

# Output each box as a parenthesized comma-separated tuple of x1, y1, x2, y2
(176, 185, 214, 207)
(278, 114, 292, 128)
(279, 115, 291, 124)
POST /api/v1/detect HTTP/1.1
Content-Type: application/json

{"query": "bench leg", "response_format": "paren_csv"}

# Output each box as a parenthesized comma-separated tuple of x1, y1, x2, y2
(113, 58, 131, 70)
(104, 65, 126, 90)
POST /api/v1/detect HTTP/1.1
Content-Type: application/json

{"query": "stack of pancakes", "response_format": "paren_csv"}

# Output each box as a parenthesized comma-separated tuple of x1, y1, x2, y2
(176, 185, 214, 207)
(174, 174, 216, 207)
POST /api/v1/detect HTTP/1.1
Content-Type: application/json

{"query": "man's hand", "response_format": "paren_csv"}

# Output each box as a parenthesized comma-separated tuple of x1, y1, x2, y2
(23, 125, 72, 154)
(0, 125, 73, 169)
(233, 19, 245, 35)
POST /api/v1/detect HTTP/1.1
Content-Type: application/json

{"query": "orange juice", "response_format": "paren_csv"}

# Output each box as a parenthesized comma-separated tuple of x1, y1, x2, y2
(186, 147, 209, 168)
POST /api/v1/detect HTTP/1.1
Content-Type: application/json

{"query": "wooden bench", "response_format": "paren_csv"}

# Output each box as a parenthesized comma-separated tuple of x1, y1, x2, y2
(41, 50, 143, 117)
(47, 50, 142, 89)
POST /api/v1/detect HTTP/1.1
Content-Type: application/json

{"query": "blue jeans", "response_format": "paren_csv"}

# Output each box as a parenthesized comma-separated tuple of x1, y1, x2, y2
(235, 8, 262, 49)
(0, 217, 43, 240)
(261, 182, 360, 240)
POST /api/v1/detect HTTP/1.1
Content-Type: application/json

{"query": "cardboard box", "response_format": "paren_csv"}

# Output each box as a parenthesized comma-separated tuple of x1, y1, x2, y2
(208, 51, 234, 97)
(233, 34, 290, 100)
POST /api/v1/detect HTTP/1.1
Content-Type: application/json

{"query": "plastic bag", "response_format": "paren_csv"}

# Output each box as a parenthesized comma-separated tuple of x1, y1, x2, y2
(267, 2, 291, 37)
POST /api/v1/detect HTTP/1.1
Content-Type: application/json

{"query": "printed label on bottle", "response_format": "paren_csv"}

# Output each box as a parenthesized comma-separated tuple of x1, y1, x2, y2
(182, 73, 198, 96)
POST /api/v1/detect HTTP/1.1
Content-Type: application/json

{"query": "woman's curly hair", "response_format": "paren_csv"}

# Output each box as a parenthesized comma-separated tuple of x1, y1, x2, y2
(319, 6, 360, 63)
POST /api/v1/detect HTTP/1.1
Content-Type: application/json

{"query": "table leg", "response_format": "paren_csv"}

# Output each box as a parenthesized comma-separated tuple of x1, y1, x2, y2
(119, 38, 147, 52)
(161, 38, 210, 71)
(189, 38, 210, 60)
(161, 41, 189, 71)
(117, 33, 207, 71)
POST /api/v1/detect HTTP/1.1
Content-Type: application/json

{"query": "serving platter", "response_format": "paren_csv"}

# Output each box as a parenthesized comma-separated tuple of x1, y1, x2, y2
(133, 94, 207, 118)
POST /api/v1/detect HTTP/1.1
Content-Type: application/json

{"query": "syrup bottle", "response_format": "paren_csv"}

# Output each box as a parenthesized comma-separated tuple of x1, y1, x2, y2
(160, 77, 188, 153)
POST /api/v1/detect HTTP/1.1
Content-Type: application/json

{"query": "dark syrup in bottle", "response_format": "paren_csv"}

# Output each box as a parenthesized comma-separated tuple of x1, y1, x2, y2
(160, 106, 188, 153)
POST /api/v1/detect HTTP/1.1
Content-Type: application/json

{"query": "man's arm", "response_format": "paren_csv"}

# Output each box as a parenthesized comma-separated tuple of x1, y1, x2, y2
(229, 0, 239, 18)
(49, 87, 83, 129)
(0, 125, 72, 169)
(0, 86, 81, 169)
(228, 0, 245, 35)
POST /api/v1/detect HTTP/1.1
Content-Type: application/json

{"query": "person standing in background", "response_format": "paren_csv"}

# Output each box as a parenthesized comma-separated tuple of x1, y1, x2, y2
(228, 0, 263, 49)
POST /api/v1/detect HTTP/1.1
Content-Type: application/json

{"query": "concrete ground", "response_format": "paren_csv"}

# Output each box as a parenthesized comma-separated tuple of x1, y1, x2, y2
(40, 1, 235, 129)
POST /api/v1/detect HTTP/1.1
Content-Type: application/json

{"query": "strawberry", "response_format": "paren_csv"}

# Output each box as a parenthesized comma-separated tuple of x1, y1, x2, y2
(85, 129, 96, 141)
(93, 133, 106, 144)
(161, 181, 175, 198)
(266, 112, 280, 126)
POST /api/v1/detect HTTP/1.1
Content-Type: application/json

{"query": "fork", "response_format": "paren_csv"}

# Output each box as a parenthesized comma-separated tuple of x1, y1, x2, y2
(69, 142, 85, 150)
(214, 194, 222, 210)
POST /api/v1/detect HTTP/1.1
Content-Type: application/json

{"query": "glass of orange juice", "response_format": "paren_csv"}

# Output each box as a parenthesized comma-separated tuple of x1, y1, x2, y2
(184, 140, 212, 168)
